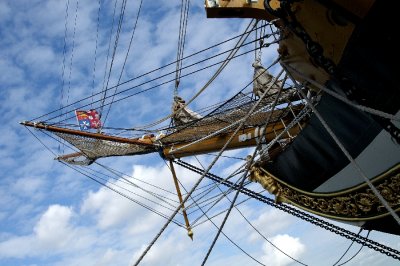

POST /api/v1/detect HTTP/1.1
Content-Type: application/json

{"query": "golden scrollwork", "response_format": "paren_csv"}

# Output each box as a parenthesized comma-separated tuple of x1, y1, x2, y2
(249, 167, 289, 204)
(249, 165, 400, 221)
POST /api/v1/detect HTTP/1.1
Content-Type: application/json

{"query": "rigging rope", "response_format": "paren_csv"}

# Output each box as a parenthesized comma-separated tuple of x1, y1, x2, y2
(95, 163, 178, 196)
(65, 0, 79, 126)
(167, 57, 282, 156)
(40, 47, 257, 124)
(185, 169, 246, 214)
(188, 157, 307, 266)
(174, 0, 191, 96)
(99, 0, 128, 116)
(201, 70, 289, 264)
(332, 228, 363, 266)
(133, 61, 275, 265)
(64, 163, 186, 227)
(99, 0, 119, 114)
(101, 0, 144, 129)
(336, 231, 370, 266)
(210, 72, 308, 266)
(59, 0, 71, 154)
(90, 0, 102, 108)
(26, 126, 188, 225)
(163, 160, 268, 266)
(283, 64, 400, 122)
(230, 196, 308, 266)
(133, 19, 258, 130)
(75, 165, 180, 213)
(59, 0, 70, 121)
(200, 174, 250, 266)
(44, 131, 186, 219)
(88, 164, 180, 208)
(33, 23, 276, 123)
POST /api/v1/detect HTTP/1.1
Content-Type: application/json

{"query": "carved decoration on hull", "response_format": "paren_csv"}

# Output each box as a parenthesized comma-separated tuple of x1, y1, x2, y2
(249, 165, 400, 221)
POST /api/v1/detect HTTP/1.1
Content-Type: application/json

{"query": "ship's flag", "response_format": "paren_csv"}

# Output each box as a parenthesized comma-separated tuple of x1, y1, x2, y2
(75, 110, 101, 131)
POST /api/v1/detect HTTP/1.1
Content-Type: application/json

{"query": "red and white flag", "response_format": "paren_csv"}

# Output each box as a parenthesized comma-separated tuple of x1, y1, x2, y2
(75, 109, 101, 130)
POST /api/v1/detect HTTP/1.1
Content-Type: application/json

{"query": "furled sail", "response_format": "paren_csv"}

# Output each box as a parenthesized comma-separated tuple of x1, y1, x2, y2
(252, 59, 283, 98)
(172, 96, 202, 126)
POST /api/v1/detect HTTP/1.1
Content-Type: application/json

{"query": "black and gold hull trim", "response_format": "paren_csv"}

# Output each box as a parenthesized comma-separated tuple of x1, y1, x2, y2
(250, 163, 400, 234)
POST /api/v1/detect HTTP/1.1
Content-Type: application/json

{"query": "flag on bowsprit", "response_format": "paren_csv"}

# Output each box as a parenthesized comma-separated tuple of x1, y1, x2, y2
(75, 110, 102, 131)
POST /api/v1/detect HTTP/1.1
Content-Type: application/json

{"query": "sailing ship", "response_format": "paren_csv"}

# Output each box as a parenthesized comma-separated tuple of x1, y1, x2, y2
(21, 0, 399, 262)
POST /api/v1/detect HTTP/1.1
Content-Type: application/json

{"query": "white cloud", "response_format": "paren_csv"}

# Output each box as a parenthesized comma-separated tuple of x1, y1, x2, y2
(12, 176, 45, 197)
(18, 45, 57, 75)
(261, 234, 306, 266)
(34, 205, 73, 248)
(80, 185, 142, 229)
(130, 234, 189, 265)
(248, 208, 295, 242)
(0, 205, 74, 258)
(0, 234, 33, 259)
(80, 161, 202, 231)
(0, 58, 26, 86)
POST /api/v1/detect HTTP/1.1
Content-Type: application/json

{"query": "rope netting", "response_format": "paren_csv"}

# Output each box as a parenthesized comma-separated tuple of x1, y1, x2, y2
(163, 88, 299, 144)
(54, 131, 158, 165)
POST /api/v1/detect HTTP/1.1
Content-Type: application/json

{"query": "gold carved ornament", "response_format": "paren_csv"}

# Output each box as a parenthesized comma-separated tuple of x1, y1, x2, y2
(249, 164, 400, 221)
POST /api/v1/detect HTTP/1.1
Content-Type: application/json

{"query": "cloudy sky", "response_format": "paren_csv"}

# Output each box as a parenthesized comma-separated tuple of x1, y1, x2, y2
(0, 1, 399, 266)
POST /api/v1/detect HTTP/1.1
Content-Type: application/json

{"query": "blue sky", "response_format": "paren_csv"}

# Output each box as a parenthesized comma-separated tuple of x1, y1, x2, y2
(0, 1, 399, 266)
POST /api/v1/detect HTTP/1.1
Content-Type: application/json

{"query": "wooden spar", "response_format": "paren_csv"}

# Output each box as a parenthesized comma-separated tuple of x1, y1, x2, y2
(205, 0, 374, 21)
(20, 121, 155, 147)
(163, 119, 304, 159)
(169, 160, 193, 240)
(205, 0, 274, 20)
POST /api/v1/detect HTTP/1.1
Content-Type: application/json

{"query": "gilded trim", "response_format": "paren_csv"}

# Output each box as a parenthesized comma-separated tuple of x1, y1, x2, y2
(249, 164, 400, 221)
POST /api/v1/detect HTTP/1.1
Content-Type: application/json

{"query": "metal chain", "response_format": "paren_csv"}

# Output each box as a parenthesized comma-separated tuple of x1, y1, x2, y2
(175, 159, 400, 260)
(264, 0, 400, 143)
